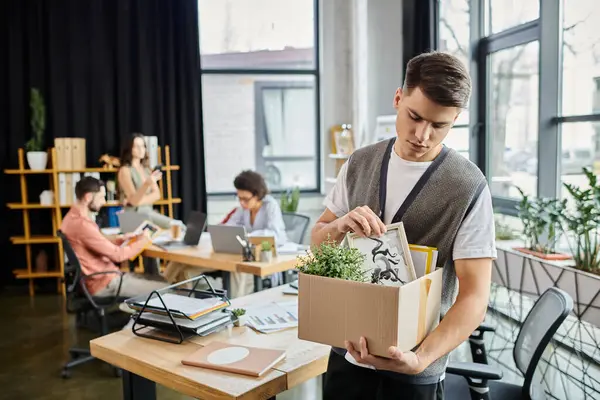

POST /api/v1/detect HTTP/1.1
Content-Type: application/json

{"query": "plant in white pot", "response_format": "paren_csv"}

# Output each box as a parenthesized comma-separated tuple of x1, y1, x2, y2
(232, 308, 248, 327)
(259, 241, 273, 263)
(25, 88, 47, 170)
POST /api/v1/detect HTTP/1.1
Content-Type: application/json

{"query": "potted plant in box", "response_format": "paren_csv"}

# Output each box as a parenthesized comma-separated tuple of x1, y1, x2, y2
(296, 238, 366, 281)
(514, 187, 570, 260)
(25, 88, 48, 170)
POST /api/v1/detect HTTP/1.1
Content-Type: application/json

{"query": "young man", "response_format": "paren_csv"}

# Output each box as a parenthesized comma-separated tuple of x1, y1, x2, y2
(312, 52, 496, 399)
(61, 177, 168, 298)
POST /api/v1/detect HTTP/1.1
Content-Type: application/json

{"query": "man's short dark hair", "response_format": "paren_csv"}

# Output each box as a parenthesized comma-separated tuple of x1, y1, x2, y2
(403, 51, 471, 108)
(75, 177, 104, 200)
(233, 170, 268, 200)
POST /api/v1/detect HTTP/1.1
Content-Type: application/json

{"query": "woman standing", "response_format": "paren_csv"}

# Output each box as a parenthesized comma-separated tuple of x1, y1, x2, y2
(117, 133, 172, 229)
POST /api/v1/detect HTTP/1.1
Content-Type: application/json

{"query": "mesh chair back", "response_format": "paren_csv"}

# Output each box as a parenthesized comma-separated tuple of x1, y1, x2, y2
(513, 287, 573, 396)
(282, 212, 310, 244)
(57, 230, 88, 312)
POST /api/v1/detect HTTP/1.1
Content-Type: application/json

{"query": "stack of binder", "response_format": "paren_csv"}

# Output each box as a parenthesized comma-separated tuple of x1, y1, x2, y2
(126, 275, 234, 344)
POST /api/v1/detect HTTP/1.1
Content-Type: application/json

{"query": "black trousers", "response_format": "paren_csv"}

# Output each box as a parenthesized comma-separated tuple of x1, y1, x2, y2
(323, 351, 444, 400)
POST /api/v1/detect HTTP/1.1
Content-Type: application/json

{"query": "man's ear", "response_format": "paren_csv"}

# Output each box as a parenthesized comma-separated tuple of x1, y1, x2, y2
(393, 88, 403, 109)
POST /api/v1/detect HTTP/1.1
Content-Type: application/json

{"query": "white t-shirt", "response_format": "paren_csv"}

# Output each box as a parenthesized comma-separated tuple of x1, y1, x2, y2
(325, 148, 497, 369)
(324, 148, 497, 262)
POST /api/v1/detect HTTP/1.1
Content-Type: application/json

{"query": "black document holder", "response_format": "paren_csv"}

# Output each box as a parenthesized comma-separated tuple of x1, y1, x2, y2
(126, 275, 233, 344)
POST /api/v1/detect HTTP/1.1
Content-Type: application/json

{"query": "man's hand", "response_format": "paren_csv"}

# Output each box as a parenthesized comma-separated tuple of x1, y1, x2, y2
(122, 232, 137, 241)
(345, 337, 428, 375)
(339, 206, 387, 237)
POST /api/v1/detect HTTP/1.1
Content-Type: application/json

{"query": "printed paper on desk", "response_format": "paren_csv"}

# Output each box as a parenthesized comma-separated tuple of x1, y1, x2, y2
(409, 244, 438, 278)
(245, 301, 298, 333)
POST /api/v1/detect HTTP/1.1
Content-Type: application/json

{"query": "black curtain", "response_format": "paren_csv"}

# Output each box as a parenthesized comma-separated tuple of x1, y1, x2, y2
(402, 0, 438, 72)
(0, 0, 206, 288)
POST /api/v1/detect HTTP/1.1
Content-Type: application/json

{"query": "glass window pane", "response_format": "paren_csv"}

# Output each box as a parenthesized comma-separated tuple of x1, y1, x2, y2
(198, 0, 315, 70)
(561, 0, 600, 116)
(560, 122, 600, 201)
(486, 0, 539, 35)
(439, 0, 470, 125)
(202, 74, 317, 193)
(488, 41, 539, 198)
(444, 127, 471, 161)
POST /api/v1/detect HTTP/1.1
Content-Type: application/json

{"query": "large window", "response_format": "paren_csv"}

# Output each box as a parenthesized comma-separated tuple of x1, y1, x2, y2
(484, 0, 539, 35)
(199, 0, 319, 194)
(488, 41, 539, 198)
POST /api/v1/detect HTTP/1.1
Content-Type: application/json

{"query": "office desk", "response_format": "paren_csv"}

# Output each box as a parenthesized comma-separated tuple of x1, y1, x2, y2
(143, 236, 300, 291)
(90, 285, 330, 400)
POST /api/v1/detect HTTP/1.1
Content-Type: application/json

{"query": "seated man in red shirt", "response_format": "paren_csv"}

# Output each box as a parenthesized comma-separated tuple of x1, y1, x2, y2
(61, 176, 168, 298)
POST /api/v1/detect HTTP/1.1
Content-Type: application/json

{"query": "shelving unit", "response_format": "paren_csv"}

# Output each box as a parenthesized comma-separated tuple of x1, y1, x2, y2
(4, 145, 181, 296)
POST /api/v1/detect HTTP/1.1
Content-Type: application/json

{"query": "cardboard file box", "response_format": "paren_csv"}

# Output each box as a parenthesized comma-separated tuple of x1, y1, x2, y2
(298, 268, 443, 358)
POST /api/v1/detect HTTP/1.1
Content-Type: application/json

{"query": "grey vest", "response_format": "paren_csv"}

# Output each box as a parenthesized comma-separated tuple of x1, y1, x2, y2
(337, 138, 487, 384)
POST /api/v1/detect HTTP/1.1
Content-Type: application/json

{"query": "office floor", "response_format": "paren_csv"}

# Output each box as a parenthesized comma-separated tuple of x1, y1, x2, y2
(1, 284, 596, 400)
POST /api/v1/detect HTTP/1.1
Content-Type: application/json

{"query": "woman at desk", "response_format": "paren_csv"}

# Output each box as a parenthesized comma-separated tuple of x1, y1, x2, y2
(117, 133, 172, 229)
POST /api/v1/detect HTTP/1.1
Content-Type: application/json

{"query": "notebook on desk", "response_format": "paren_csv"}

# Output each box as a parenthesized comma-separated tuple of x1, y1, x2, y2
(181, 341, 286, 377)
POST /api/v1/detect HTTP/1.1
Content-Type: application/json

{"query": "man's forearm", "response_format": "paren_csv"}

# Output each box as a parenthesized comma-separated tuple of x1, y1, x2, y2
(415, 292, 487, 368)
(311, 220, 346, 245)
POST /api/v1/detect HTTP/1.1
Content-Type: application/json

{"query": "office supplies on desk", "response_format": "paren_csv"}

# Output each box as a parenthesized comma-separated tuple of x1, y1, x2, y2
(181, 341, 286, 377)
(128, 275, 231, 344)
(245, 300, 298, 333)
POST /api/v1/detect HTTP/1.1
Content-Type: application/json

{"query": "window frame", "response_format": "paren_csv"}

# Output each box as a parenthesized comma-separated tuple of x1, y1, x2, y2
(199, 0, 321, 196)
(436, 0, 600, 216)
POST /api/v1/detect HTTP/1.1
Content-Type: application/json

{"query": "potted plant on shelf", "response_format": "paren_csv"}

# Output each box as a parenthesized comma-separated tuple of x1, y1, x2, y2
(562, 168, 600, 273)
(25, 88, 48, 170)
(259, 241, 273, 263)
(514, 187, 570, 260)
(232, 308, 248, 327)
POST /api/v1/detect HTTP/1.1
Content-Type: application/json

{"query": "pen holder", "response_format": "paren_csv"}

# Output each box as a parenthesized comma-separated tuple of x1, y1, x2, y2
(242, 244, 256, 262)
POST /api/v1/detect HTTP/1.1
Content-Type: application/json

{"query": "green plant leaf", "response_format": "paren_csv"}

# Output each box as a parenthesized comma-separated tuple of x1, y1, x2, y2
(296, 237, 367, 282)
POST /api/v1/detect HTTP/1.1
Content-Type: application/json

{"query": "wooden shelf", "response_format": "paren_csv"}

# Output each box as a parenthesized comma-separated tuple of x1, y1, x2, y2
(4, 169, 53, 174)
(7, 203, 56, 209)
(11, 235, 60, 244)
(56, 198, 182, 208)
(56, 165, 179, 173)
(13, 269, 63, 279)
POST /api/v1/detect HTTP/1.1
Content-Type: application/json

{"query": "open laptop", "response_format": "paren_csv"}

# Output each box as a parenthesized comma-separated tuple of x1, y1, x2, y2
(118, 211, 147, 233)
(207, 225, 247, 254)
(155, 211, 207, 249)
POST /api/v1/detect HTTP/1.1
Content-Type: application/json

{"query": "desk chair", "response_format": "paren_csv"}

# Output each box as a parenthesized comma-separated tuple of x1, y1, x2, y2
(282, 212, 310, 244)
(445, 287, 573, 400)
(58, 231, 127, 379)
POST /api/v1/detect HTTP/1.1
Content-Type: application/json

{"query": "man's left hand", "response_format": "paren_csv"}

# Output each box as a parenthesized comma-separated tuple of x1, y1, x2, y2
(345, 337, 428, 375)
(122, 232, 138, 240)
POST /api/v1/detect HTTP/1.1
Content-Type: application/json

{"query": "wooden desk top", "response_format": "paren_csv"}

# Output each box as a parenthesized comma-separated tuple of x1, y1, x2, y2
(143, 236, 300, 277)
(90, 285, 330, 400)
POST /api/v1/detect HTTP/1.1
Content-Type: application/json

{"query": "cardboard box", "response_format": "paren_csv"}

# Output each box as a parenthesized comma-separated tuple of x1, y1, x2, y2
(298, 268, 443, 358)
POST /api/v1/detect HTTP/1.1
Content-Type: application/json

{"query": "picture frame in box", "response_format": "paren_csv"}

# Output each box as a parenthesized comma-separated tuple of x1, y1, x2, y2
(347, 222, 417, 286)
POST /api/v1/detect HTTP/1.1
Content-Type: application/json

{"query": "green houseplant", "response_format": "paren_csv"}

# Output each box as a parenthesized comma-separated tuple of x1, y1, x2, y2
(25, 88, 48, 170)
(259, 240, 273, 263)
(296, 238, 367, 282)
(231, 308, 248, 326)
(562, 168, 600, 273)
(514, 187, 570, 260)
(280, 186, 300, 213)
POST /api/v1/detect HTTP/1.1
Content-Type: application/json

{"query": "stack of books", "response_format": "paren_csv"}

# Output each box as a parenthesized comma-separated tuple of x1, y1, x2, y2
(128, 292, 233, 336)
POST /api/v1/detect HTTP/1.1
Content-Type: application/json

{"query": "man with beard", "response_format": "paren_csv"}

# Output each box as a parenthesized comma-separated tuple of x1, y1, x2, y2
(61, 176, 168, 298)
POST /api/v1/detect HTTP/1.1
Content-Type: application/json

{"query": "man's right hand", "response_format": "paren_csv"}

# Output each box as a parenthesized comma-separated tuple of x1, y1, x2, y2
(338, 206, 387, 237)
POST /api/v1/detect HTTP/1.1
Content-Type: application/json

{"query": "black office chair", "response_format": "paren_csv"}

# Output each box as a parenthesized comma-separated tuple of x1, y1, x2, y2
(58, 230, 128, 379)
(282, 212, 310, 244)
(445, 287, 573, 400)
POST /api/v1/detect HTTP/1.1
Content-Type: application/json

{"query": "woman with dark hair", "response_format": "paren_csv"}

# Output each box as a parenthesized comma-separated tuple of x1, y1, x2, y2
(225, 170, 288, 244)
(117, 133, 172, 229)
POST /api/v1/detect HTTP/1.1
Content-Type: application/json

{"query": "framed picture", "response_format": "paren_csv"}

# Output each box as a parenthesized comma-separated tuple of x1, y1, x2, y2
(347, 222, 417, 286)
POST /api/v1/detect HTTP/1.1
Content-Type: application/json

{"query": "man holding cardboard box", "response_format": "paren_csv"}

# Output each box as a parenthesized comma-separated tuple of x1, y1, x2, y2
(312, 52, 496, 399)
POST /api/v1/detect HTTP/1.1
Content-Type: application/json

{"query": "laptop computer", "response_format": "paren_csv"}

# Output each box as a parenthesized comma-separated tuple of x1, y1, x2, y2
(156, 211, 207, 249)
(118, 211, 147, 233)
(207, 225, 247, 254)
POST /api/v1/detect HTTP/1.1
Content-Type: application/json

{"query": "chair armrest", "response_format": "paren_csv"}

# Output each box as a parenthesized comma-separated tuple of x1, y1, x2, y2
(476, 323, 495, 333)
(83, 270, 123, 279)
(446, 361, 503, 381)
